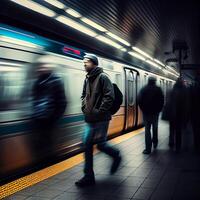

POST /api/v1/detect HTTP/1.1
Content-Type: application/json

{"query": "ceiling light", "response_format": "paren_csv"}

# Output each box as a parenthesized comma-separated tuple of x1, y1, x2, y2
(167, 70, 175, 75)
(10, 0, 56, 17)
(81, 17, 107, 32)
(65, 8, 82, 18)
(44, 0, 65, 9)
(166, 65, 179, 74)
(166, 69, 179, 77)
(162, 68, 168, 74)
(128, 51, 146, 61)
(56, 16, 97, 37)
(120, 48, 127, 52)
(96, 35, 123, 49)
(154, 59, 165, 67)
(132, 46, 153, 59)
(106, 32, 130, 46)
(146, 59, 161, 69)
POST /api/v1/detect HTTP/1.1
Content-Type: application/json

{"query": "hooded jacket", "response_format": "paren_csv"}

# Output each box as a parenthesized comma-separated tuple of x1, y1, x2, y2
(81, 67, 114, 122)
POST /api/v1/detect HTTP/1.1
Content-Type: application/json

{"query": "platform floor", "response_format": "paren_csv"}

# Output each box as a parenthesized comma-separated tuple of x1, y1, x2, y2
(4, 120, 200, 200)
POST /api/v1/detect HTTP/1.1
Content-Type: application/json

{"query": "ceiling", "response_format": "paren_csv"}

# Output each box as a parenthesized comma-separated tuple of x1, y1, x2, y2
(1, 0, 200, 79)
(65, 0, 200, 73)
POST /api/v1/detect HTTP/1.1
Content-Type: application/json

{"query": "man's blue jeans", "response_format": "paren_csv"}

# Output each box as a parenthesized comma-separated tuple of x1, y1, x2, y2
(83, 121, 119, 178)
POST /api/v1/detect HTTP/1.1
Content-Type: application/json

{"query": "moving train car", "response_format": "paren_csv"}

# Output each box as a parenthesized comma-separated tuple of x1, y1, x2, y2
(0, 24, 176, 182)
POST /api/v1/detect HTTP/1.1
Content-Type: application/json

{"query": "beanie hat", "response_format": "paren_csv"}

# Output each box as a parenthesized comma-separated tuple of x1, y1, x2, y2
(83, 53, 98, 65)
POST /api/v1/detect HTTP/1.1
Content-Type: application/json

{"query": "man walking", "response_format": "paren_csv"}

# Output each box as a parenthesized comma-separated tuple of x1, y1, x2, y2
(75, 54, 121, 187)
(138, 76, 164, 154)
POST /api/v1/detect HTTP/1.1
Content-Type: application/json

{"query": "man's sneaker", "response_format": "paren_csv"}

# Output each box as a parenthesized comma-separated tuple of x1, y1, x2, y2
(75, 176, 95, 187)
(110, 154, 122, 175)
(143, 149, 151, 154)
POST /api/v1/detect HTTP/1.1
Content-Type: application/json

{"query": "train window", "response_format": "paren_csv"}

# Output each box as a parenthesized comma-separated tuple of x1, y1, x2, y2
(128, 72, 135, 105)
(115, 73, 122, 90)
(0, 65, 26, 112)
(170, 82, 172, 90)
(166, 81, 170, 92)
(65, 69, 85, 114)
(0, 62, 34, 123)
(128, 80, 133, 105)
(144, 74, 147, 86)
(164, 81, 166, 95)
(160, 79, 164, 91)
(133, 74, 136, 104)
(137, 74, 142, 91)
(101, 59, 114, 70)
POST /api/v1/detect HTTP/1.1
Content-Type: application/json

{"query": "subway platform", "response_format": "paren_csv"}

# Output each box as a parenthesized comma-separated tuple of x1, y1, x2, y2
(2, 120, 200, 200)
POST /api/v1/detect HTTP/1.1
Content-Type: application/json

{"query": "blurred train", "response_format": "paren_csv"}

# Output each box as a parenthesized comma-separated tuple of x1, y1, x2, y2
(0, 24, 176, 182)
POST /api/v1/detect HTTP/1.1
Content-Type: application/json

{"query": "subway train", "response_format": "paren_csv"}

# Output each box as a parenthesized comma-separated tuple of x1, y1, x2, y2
(0, 24, 176, 182)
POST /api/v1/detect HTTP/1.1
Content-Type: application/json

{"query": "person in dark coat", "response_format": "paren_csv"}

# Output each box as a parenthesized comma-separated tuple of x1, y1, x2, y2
(167, 78, 189, 152)
(32, 59, 67, 157)
(188, 79, 200, 152)
(138, 76, 164, 154)
(75, 54, 121, 187)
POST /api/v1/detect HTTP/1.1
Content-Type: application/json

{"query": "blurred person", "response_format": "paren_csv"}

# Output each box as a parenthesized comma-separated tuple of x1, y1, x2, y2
(190, 78, 200, 153)
(32, 56, 67, 157)
(167, 78, 189, 152)
(75, 54, 121, 187)
(138, 76, 164, 154)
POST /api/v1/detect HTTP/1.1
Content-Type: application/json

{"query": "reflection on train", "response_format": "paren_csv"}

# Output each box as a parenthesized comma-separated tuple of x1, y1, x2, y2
(0, 24, 175, 181)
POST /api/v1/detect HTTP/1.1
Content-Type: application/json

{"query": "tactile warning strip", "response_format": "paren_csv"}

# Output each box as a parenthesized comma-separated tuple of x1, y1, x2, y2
(0, 128, 144, 199)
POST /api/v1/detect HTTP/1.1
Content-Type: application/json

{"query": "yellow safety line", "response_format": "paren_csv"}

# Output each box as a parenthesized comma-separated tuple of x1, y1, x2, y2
(0, 128, 144, 199)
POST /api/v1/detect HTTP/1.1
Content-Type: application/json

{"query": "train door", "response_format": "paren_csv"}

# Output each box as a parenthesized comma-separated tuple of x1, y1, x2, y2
(144, 73, 148, 86)
(160, 79, 164, 92)
(137, 73, 143, 127)
(124, 68, 138, 131)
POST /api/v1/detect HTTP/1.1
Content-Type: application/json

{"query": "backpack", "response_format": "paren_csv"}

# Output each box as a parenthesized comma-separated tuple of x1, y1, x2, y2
(110, 83, 123, 115)
(96, 73, 123, 115)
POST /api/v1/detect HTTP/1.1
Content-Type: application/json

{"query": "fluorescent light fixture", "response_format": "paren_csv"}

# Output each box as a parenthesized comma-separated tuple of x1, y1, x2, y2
(128, 51, 146, 61)
(162, 68, 168, 74)
(173, 69, 179, 74)
(165, 65, 180, 77)
(0, 61, 22, 67)
(81, 17, 107, 32)
(167, 70, 175, 76)
(166, 65, 172, 70)
(0, 66, 21, 72)
(96, 35, 123, 49)
(166, 65, 179, 74)
(44, 0, 65, 9)
(132, 46, 153, 59)
(10, 0, 56, 17)
(120, 48, 127, 52)
(168, 70, 179, 77)
(65, 8, 82, 18)
(106, 32, 130, 46)
(146, 59, 161, 69)
(56, 16, 97, 37)
(154, 59, 165, 67)
(0, 35, 42, 49)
